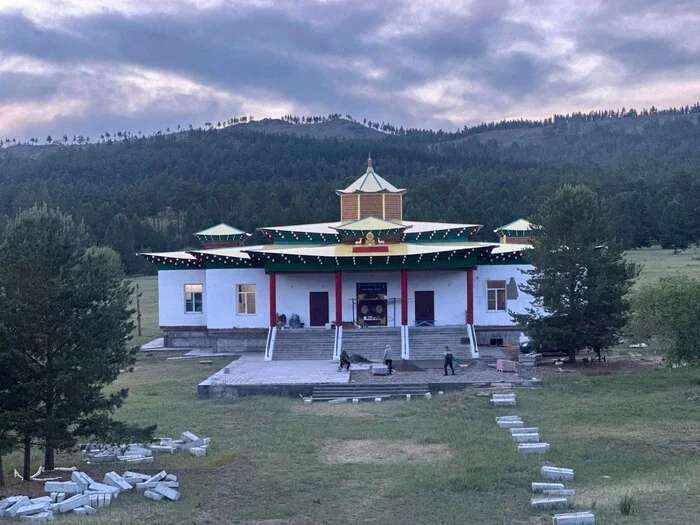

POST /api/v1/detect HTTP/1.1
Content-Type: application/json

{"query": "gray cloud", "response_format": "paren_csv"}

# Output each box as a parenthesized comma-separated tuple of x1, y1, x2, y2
(1, 0, 700, 139)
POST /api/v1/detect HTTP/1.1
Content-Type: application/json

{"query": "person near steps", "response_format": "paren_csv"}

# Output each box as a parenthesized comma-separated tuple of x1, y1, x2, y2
(383, 344, 393, 375)
(338, 348, 351, 371)
(444, 346, 455, 376)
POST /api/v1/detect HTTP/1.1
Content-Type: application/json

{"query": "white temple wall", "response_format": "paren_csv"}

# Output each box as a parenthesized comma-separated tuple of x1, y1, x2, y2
(276, 273, 336, 327)
(158, 269, 207, 327)
(206, 268, 269, 329)
(473, 264, 533, 326)
(407, 270, 467, 326)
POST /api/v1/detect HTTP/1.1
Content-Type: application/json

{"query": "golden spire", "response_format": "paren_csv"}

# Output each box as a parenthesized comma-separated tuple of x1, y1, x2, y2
(367, 154, 373, 169)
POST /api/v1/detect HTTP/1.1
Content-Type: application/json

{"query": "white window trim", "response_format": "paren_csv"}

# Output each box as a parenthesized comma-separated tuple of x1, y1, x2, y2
(486, 280, 507, 313)
(236, 284, 257, 316)
(184, 283, 204, 314)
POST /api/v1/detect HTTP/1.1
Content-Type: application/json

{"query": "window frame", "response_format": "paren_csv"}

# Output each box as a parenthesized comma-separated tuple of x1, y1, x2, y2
(236, 284, 257, 315)
(184, 283, 204, 314)
(486, 280, 507, 312)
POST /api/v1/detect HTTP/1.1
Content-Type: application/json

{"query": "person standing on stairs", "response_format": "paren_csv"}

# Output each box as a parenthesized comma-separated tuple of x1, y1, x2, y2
(444, 346, 455, 376)
(383, 344, 393, 375)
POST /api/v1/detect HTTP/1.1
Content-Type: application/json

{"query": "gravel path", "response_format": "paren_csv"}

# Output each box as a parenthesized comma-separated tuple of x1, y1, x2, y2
(349, 360, 536, 384)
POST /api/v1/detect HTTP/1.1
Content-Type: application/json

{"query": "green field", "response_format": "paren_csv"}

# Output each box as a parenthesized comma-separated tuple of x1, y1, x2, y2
(2, 356, 698, 524)
(626, 246, 700, 286)
(126, 275, 159, 349)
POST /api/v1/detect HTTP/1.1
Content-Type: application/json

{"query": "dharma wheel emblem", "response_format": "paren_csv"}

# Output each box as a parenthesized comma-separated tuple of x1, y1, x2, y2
(365, 232, 376, 245)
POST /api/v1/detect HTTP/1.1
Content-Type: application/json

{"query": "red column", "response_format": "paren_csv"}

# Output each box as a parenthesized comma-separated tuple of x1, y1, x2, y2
(466, 268, 474, 325)
(335, 271, 343, 327)
(269, 272, 277, 327)
(400, 269, 408, 326)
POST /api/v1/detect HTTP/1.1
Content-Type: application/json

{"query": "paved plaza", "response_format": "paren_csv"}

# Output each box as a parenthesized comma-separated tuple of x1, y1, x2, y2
(198, 352, 352, 388)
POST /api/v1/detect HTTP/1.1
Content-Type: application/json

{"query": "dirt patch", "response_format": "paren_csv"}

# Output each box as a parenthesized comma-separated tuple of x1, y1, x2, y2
(291, 403, 375, 418)
(536, 356, 663, 378)
(321, 439, 452, 464)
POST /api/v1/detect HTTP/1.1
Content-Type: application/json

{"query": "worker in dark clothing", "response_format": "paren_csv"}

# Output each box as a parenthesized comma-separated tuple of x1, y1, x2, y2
(444, 346, 455, 376)
(338, 348, 351, 371)
(383, 344, 393, 375)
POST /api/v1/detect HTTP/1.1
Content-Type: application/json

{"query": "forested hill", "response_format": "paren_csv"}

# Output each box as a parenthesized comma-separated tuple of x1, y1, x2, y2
(1, 109, 699, 274)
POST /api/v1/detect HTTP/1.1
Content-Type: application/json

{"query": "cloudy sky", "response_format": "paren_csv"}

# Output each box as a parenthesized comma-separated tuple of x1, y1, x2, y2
(1, 0, 699, 141)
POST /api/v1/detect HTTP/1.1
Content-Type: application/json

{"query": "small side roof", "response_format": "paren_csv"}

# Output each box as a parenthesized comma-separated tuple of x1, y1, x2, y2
(336, 156, 405, 194)
(495, 218, 534, 234)
(332, 216, 410, 232)
(195, 223, 249, 237)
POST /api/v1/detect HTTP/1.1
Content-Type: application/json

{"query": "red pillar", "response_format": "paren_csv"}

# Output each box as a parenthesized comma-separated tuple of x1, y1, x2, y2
(400, 269, 408, 326)
(335, 271, 343, 327)
(466, 268, 474, 325)
(269, 272, 277, 327)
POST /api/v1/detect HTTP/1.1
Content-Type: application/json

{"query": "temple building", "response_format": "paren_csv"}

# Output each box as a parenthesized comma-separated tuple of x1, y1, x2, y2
(140, 158, 534, 361)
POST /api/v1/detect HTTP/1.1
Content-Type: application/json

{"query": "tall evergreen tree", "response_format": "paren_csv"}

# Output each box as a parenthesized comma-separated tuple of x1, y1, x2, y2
(513, 185, 640, 362)
(0, 206, 154, 474)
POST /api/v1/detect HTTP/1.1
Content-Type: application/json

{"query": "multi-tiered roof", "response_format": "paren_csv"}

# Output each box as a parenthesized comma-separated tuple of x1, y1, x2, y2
(139, 159, 530, 270)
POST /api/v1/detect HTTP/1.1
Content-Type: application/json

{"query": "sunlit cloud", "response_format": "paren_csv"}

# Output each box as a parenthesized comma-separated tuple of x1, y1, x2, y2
(1, 0, 699, 140)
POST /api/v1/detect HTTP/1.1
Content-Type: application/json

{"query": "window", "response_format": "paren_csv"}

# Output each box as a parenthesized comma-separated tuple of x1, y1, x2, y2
(487, 281, 506, 311)
(237, 284, 256, 314)
(184, 284, 203, 313)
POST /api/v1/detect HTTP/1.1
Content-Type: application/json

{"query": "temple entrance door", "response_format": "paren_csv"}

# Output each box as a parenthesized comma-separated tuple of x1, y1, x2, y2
(414, 291, 435, 326)
(309, 292, 329, 327)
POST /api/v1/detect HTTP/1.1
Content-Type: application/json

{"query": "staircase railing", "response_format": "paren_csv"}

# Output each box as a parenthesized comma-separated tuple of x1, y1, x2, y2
(401, 325, 410, 359)
(264, 326, 277, 361)
(333, 326, 342, 361)
(466, 324, 479, 358)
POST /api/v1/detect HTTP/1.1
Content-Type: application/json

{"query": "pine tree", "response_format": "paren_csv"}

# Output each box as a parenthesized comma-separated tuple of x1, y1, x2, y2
(513, 185, 640, 362)
(0, 206, 154, 474)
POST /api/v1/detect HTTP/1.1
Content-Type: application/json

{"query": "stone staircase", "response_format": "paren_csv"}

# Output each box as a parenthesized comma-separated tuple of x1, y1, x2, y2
(311, 383, 430, 402)
(341, 327, 402, 362)
(408, 326, 471, 360)
(272, 328, 335, 360)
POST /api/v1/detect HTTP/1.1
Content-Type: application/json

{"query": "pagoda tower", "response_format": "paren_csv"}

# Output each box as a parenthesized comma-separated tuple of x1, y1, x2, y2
(335, 155, 406, 222)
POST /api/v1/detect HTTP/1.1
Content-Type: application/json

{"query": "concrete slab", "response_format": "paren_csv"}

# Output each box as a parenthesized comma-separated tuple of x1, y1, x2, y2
(19, 512, 53, 523)
(199, 352, 350, 388)
(154, 483, 181, 501)
(519, 443, 550, 454)
(144, 490, 164, 501)
(552, 511, 595, 524)
(542, 466, 575, 481)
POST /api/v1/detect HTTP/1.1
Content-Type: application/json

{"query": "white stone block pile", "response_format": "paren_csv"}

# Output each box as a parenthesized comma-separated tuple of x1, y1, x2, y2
(82, 430, 211, 464)
(0, 468, 182, 521)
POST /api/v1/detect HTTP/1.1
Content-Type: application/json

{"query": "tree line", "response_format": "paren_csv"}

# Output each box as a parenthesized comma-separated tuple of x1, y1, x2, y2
(0, 108, 699, 274)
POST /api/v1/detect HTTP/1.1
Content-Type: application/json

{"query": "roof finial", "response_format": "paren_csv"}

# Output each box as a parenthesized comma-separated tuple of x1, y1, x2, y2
(367, 153, 373, 169)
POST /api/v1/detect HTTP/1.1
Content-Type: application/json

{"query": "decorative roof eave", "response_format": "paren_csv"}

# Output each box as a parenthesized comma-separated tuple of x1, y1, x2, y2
(478, 244, 531, 264)
(186, 246, 262, 267)
(258, 227, 340, 244)
(137, 251, 203, 268)
(332, 216, 410, 232)
(251, 246, 483, 268)
(402, 225, 482, 242)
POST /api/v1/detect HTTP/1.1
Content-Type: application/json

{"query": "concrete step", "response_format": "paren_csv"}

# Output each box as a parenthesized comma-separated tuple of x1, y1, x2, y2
(312, 383, 430, 401)
(341, 328, 401, 362)
(408, 326, 470, 360)
(272, 329, 335, 360)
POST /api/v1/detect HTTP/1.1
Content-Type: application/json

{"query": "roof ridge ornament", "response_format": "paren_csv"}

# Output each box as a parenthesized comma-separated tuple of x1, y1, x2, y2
(367, 153, 373, 169)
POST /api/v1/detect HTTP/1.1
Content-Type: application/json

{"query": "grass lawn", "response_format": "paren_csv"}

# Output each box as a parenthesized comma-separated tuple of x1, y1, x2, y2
(3, 355, 699, 524)
(626, 246, 700, 287)
(126, 275, 160, 349)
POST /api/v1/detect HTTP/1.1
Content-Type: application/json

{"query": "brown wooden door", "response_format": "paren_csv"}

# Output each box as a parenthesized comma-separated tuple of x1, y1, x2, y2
(414, 291, 435, 326)
(309, 292, 329, 326)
